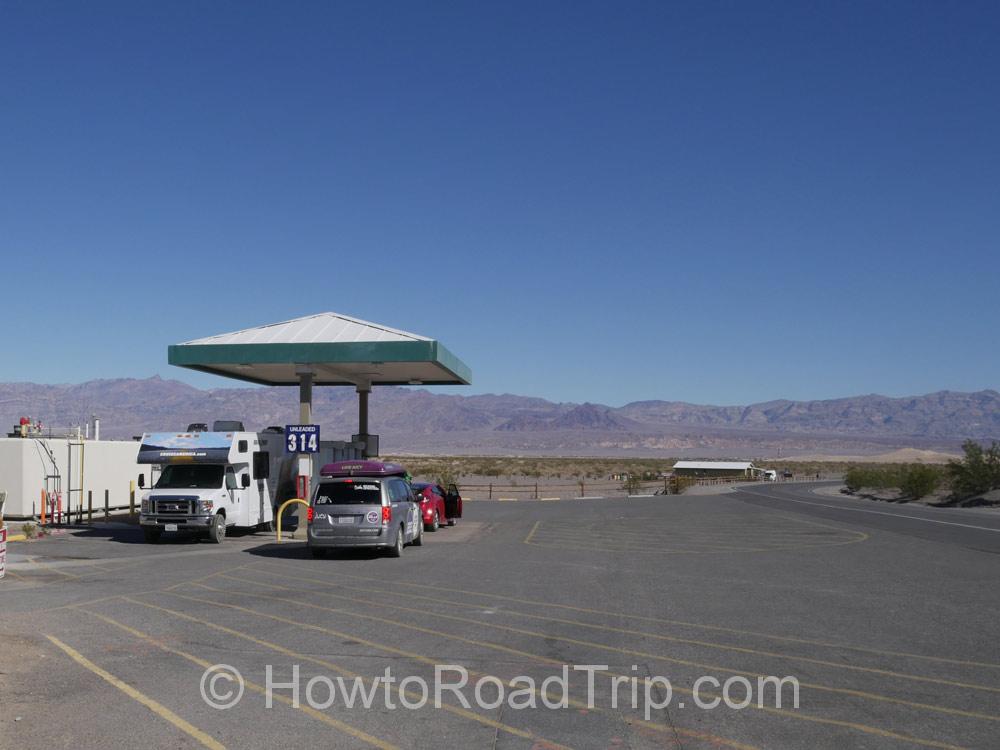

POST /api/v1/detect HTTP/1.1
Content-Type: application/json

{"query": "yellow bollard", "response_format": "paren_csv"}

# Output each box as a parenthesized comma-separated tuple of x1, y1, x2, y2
(275, 498, 308, 542)
(129, 480, 136, 517)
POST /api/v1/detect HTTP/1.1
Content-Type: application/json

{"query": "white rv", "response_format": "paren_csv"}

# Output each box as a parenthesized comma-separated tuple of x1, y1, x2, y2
(137, 428, 293, 543)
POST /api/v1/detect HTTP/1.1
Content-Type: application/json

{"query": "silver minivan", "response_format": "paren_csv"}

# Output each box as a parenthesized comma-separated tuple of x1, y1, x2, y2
(307, 461, 422, 558)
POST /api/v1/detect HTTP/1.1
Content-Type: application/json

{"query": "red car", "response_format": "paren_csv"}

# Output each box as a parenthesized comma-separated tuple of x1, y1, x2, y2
(411, 482, 463, 530)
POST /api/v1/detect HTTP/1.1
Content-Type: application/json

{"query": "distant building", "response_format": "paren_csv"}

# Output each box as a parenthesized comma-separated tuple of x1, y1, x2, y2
(672, 460, 759, 479)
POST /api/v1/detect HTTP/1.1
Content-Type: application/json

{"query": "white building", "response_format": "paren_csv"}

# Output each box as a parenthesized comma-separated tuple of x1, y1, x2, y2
(672, 460, 760, 479)
(0, 438, 140, 520)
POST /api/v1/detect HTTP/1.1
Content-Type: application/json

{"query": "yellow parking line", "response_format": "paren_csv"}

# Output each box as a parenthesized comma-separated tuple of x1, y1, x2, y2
(524, 537, 867, 554)
(219, 574, 1000, 720)
(534, 526, 848, 544)
(532, 529, 784, 549)
(162, 588, 758, 750)
(278, 566, 1000, 669)
(521, 519, 868, 554)
(525, 530, 774, 551)
(165, 563, 253, 591)
(74, 608, 400, 750)
(524, 520, 541, 544)
(45, 634, 226, 750)
(256, 563, 1000, 671)
(248, 566, 999, 696)
(183, 583, 963, 750)
(29, 558, 82, 580)
(119, 596, 574, 750)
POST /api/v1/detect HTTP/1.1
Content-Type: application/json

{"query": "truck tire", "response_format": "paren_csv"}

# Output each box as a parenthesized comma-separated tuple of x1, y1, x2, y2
(208, 513, 226, 544)
(143, 527, 161, 544)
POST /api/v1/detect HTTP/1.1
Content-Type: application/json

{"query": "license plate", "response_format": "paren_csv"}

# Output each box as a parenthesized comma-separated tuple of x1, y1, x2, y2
(164, 524, 178, 532)
(338, 516, 355, 525)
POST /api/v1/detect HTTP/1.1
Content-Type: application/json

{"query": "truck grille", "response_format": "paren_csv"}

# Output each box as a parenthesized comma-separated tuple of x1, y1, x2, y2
(154, 499, 196, 514)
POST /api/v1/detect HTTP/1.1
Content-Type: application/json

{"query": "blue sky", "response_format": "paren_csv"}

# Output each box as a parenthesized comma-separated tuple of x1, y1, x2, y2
(2, 1, 998, 406)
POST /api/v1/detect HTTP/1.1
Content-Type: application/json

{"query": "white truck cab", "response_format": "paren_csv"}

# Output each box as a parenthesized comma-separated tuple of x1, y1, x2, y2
(137, 429, 287, 543)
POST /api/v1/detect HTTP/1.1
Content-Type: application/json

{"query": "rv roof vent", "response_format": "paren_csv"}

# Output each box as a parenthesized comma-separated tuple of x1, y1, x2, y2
(213, 420, 245, 432)
(187, 423, 208, 433)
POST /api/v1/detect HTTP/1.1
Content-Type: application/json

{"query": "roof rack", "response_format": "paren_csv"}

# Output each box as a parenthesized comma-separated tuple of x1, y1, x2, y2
(320, 460, 407, 478)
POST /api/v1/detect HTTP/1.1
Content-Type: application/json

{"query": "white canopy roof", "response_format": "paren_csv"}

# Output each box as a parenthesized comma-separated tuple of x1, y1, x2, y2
(180, 312, 431, 346)
(168, 312, 470, 387)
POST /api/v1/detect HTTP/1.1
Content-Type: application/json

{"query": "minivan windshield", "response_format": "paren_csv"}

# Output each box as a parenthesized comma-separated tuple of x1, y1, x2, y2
(314, 481, 382, 505)
(154, 464, 225, 489)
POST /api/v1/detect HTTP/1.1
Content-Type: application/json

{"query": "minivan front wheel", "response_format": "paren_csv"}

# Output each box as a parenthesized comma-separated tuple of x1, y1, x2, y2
(388, 525, 404, 557)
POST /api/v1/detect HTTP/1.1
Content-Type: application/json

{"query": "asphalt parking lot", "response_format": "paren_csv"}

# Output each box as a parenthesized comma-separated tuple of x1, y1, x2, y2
(2, 483, 999, 750)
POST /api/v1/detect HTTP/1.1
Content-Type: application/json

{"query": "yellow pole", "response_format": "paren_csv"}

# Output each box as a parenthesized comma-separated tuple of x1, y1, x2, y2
(275, 498, 308, 542)
(129, 480, 136, 517)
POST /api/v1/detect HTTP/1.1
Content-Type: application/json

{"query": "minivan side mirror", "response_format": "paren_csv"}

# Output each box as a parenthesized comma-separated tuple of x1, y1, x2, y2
(138, 474, 145, 488)
(241, 474, 250, 489)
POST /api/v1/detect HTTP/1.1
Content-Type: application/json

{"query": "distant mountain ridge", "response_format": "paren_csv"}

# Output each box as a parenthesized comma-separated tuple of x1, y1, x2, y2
(1, 377, 997, 457)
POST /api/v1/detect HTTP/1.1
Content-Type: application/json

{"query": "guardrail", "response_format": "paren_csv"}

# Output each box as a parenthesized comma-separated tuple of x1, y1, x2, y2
(458, 473, 841, 500)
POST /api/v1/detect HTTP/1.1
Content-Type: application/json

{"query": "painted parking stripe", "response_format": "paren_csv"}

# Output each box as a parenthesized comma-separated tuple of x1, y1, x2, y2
(75, 609, 400, 750)
(46, 635, 227, 750)
(116, 596, 574, 750)
(165, 587, 758, 750)
(260, 562, 1000, 670)
(192, 580, 966, 749)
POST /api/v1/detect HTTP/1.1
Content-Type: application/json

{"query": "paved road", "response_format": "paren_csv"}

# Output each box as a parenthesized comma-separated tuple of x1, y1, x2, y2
(2, 486, 998, 749)
(734, 481, 1000, 554)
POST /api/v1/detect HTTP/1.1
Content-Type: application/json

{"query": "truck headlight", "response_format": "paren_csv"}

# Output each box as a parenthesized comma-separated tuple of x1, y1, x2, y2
(198, 499, 214, 513)
(141, 497, 150, 514)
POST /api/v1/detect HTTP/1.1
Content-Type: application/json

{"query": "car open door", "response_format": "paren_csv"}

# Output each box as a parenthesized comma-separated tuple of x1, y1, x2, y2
(444, 484, 462, 519)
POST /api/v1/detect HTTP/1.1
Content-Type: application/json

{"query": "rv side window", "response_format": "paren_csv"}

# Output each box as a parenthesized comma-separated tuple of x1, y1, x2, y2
(238, 440, 248, 453)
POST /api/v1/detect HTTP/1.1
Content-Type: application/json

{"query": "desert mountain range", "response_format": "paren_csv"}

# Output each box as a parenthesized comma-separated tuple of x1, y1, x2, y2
(2, 377, 997, 458)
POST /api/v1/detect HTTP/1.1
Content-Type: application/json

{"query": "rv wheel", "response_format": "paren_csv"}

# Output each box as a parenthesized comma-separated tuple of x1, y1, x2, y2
(208, 514, 226, 544)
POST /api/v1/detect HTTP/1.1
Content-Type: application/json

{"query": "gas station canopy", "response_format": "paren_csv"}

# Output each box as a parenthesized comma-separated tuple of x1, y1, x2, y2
(167, 312, 471, 387)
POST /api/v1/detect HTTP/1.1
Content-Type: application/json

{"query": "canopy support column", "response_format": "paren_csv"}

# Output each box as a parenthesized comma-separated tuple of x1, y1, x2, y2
(357, 386, 369, 437)
(355, 382, 376, 458)
(297, 367, 314, 499)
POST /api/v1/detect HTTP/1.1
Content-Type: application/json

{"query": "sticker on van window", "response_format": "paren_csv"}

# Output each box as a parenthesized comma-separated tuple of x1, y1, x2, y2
(357, 484, 379, 491)
(366, 510, 380, 523)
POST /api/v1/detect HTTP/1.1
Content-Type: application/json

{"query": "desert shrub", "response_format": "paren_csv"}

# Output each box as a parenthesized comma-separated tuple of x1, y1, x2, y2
(844, 466, 907, 493)
(436, 468, 457, 489)
(623, 475, 644, 495)
(845, 467, 893, 491)
(899, 465, 942, 500)
(948, 440, 1000, 498)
